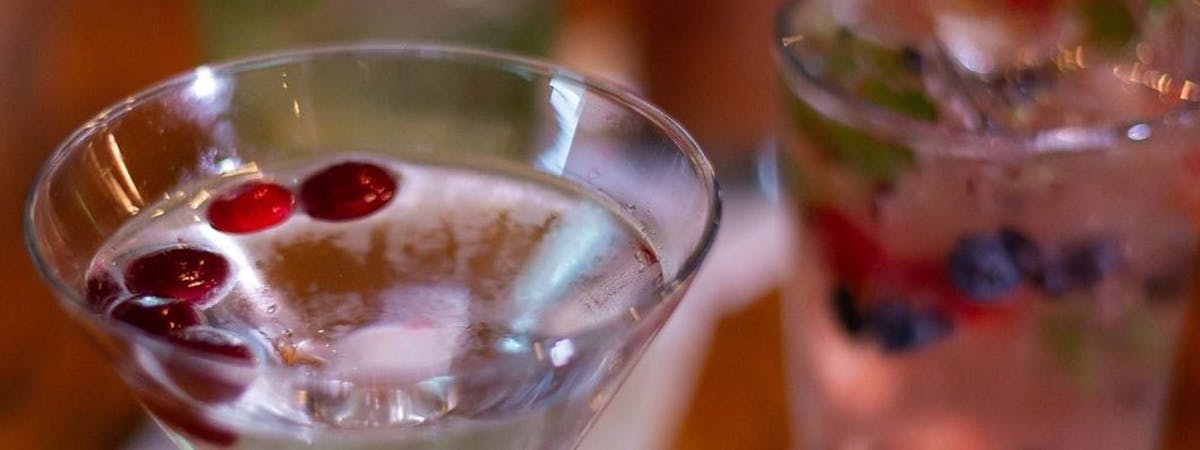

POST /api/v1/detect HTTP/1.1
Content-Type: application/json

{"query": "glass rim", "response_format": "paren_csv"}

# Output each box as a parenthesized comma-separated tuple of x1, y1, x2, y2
(24, 43, 722, 378)
(772, 0, 1200, 158)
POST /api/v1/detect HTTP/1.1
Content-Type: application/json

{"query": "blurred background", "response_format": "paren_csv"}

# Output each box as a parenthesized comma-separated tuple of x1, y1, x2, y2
(0, 0, 790, 449)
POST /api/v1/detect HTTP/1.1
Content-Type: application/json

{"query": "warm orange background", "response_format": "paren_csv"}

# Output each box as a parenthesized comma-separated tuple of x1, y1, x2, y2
(0, 2, 201, 448)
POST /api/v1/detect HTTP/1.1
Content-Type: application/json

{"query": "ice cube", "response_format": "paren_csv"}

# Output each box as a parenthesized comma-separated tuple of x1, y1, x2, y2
(330, 320, 467, 380)
(377, 283, 470, 326)
(509, 203, 619, 333)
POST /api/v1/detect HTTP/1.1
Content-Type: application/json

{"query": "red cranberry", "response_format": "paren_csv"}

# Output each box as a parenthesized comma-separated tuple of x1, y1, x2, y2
(110, 296, 204, 337)
(85, 269, 123, 312)
(206, 182, 294, 234)
(300, 162, 397, 221)
(165, 327, 258, 403)
(124, 247, 230, 306)
(168, 327, 256, 363)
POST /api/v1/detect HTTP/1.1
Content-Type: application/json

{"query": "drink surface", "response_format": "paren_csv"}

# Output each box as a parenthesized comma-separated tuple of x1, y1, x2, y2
(87, 155, 663, 449)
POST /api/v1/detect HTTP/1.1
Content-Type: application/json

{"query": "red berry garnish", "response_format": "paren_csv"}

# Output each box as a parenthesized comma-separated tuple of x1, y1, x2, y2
(300, 162, 397, 221)
(168, 327, 256, 363)
(206, 182, 294, 234)
(124, 247, 230, 306)
(85, 269, 123, 312)
(807, 205, 888, 283)
(110, 296, 204, 336)
(165, 326, 258, 402)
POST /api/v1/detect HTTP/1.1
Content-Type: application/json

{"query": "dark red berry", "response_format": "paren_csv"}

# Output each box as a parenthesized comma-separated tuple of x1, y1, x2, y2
(124, 247, 230, 306)
(85, 269, 123, 312)
(168, 327, 256, 362)
(808, 205, 888, 284)
(300, 162, 397, 221)
(165, 327, 258, 403)
(207, 182, 294, 234)
(110, 296, 204, 336)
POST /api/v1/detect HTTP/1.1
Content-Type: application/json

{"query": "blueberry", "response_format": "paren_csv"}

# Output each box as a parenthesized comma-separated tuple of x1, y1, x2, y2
(947, 234, 1024, 301)
(870, 300, 952, 353)
(831, 285, 868, 337)
(999, 228, 1043, 280)
(999, 227, 1070, 297)
(1061, 240, 1121, 289)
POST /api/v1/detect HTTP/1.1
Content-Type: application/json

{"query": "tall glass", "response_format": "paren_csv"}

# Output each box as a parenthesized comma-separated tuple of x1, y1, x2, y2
(774, 0, 1200, 448)
(25, 45, 719, 449)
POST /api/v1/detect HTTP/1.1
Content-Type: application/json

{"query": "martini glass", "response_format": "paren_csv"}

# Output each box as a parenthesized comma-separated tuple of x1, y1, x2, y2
(24, 44, 719, 449)
(774, 0, 1200, 448)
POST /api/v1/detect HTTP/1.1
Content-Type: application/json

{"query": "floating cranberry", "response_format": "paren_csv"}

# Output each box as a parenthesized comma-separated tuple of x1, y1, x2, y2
(110, 296, 204, 337)
(300, 162, 397, 221)
(207, 182, 294, 234)
(165, 327, 258, 403)
(85, 269, 123, 312)
(124, 247, 229, 306)
(168, 327, 256, 363)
